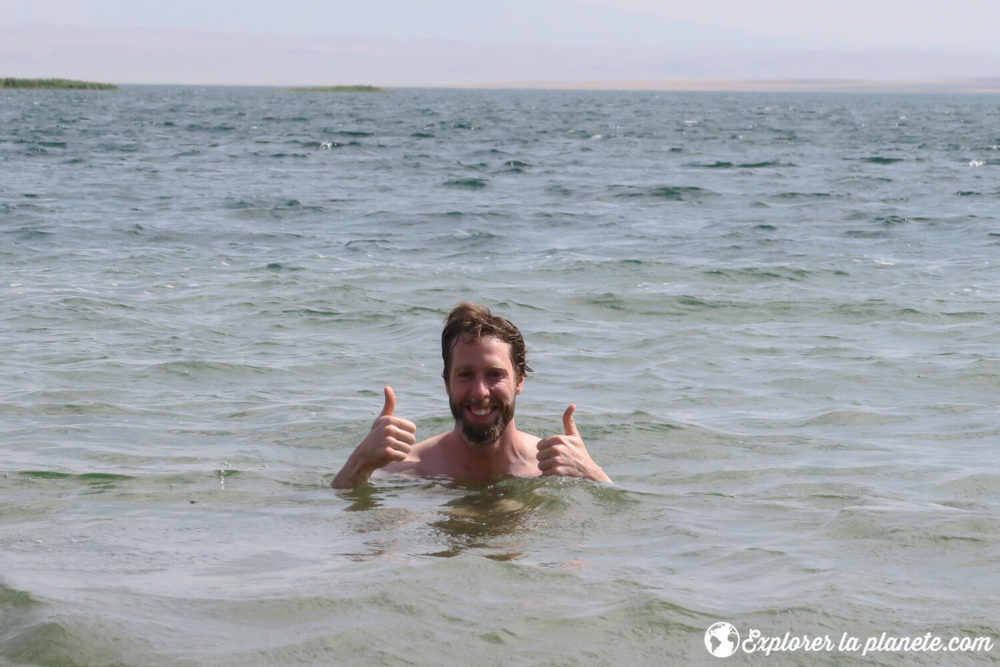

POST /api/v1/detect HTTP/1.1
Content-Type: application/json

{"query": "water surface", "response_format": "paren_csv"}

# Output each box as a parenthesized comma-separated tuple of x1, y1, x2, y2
(2, 86, 999, 664)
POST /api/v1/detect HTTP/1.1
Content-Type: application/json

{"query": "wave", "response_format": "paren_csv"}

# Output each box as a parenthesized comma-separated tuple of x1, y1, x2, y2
(251, 151, 310, 159)
(772, 191, 839, 200)
(6, 401, 137, 418)
(13, 470, 134, 492)
(872, 215, 910, 225)
(263, 262, 304, 272)
(332, 130, 375, 138)
(935, 473, 1000, 498)
(0, 612, 153, 666)
(499, 160, 531, 173)
(0, 582, 40, 612)
(0, 583, 47, 665)
(145, 359, 279, 379)
(302, 139, 360, 149)
(443, 177, 489, 189)
(859, 156, 904, 164)
(544, 184, 574, 196)
(844, 229, 888, 239)
(184, 123, 237, 132)
(690, 160, 793, 169)
(222, 197, 325, 218)
(799, 410, 907, 427)
(343, 238, 391, 254)
(610, 185, 715, 200)
(702, 266, 817, 282)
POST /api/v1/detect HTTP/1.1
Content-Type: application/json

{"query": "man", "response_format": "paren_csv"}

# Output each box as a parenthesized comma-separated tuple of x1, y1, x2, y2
(332, 302, 612, 488)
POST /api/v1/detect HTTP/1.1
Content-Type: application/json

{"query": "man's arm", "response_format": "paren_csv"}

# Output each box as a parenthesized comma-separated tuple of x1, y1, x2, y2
(332, 386, 417, 489)
(535, 405, 612, 483)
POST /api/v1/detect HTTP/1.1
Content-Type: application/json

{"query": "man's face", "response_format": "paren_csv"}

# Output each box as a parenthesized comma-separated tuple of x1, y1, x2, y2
(445, 336, 524, 447)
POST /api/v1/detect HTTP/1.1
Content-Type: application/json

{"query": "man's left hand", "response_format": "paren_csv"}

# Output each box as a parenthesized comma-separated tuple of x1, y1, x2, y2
(536, 405, 612, 483)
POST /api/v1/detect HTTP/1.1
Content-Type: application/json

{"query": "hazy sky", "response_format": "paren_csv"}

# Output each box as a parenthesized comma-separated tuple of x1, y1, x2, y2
(4, 0, 1000, 85)
(7, 0, 1000, 51)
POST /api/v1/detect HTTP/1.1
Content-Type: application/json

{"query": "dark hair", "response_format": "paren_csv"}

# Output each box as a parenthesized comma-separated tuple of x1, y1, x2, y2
(441, 302, 532, 381)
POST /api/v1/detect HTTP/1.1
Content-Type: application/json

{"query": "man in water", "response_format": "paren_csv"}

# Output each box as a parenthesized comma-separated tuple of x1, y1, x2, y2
(332, 302, 612, 488)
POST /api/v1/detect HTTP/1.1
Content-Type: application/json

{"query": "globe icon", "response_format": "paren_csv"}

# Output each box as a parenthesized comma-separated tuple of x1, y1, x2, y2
(705, 622, 740, 658)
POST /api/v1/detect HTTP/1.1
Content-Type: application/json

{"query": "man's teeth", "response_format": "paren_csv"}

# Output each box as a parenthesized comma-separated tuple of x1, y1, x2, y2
(470, 406, 492, 416)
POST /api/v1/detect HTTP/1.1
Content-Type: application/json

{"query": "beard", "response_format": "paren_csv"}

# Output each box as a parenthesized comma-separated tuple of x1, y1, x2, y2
(449, 395, 516, 447)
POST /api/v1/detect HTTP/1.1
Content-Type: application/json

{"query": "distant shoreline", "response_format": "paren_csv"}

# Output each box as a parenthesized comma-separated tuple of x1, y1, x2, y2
(287, 85, 385, 93)
(449, 77, 1000, 94)
(2, 77, 119, 90)
(6, 77, 999, 95)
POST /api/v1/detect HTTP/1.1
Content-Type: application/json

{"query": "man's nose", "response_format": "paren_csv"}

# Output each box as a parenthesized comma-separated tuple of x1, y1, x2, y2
(470, 375, 490, 399)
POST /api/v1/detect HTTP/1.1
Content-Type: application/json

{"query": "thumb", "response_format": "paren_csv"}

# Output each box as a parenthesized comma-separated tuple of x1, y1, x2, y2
(380, 385, 396, 417)
(562, 404, 579, 436)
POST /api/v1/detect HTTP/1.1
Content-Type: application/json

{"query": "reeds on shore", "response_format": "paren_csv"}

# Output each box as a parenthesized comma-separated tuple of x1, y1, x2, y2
(2, 78, 119, 90)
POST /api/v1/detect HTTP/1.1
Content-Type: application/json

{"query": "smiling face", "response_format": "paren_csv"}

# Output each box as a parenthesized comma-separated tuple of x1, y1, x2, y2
(445, 336, 524, 447)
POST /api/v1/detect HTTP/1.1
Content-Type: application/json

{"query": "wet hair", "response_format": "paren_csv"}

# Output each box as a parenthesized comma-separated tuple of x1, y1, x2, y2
(441, 302, 532, 381)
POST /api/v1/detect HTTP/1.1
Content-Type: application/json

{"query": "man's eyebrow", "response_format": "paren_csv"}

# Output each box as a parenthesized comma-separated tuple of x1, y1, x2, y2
(453, 362, 507, 372)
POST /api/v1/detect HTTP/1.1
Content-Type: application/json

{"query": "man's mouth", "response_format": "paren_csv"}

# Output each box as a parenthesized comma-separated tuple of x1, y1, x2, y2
(466, 403, 496, 420)
(451, 395, 514, 447)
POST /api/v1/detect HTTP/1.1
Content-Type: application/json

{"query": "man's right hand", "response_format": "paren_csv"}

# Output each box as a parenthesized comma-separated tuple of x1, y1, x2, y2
(331, 386, 417, 488)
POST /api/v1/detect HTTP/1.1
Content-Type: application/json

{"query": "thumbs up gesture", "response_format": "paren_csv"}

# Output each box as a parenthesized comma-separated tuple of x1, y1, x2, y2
(536, 405, 612, 483)
(331, 386, 417, 488)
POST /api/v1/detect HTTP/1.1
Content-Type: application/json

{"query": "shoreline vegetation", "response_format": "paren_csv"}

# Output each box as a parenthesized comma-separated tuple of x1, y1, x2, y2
(2, 78, 119, 90)
(288, 85, 385, 93)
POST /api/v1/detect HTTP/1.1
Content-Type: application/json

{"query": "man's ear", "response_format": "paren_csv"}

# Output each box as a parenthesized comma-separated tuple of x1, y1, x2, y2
(516, 374, 524, 395)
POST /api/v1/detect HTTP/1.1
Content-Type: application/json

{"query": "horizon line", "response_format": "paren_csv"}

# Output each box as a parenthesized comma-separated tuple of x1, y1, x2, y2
(81, 77, 1000, 94)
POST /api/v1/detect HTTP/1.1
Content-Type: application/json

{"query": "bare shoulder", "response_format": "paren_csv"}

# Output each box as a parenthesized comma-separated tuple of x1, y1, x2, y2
(512, 430, 542, 474)
(519, 430, 541, 447)
(382, 431, 449, 475)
